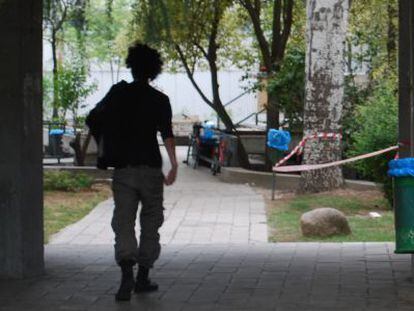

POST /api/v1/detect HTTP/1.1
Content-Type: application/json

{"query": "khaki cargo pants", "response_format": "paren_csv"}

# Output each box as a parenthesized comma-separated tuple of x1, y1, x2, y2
(111, 165, 164, 268)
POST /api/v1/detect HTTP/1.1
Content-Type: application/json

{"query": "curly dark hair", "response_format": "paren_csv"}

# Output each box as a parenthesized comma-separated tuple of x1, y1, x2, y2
(125, 42, 163, 81)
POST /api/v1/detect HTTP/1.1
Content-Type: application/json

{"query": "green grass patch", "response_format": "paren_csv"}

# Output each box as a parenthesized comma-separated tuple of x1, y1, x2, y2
(44, 184, 111, 243)
(44, 171, 94, 192)
(268, 191, 395, 242)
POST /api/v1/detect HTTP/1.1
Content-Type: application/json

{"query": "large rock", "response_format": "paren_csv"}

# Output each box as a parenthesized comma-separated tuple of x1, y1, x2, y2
(300, 208, 351, 237)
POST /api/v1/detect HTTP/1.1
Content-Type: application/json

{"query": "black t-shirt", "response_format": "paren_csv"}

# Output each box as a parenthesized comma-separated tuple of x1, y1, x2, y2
(87, 80, 174, 169)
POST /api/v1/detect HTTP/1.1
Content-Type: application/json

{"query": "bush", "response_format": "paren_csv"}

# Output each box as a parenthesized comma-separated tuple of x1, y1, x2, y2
(44, 171, 94, 192)
(347, 80, 398, 205)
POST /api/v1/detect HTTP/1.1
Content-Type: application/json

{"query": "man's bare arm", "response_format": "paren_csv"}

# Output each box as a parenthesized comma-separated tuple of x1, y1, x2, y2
(164, 137, 177, 185)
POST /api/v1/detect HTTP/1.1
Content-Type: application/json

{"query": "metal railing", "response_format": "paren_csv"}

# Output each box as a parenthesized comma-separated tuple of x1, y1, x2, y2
(235, 107, 266, 127)
(216, 89, 266, 128)
(223, 90, 251, 107)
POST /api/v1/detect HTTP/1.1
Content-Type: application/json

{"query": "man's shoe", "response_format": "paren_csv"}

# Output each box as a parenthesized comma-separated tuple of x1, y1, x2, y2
(115, 260, 135, 301)
(134, 279, 159, 293)
(134, 265, 158, 293)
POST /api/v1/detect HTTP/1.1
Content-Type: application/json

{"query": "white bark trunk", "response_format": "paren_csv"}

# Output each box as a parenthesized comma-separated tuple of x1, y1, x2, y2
(300, 0, 349, 192)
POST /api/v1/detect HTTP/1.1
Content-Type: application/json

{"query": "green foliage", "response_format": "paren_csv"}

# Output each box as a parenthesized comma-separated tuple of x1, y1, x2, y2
(218, 5, 259, 71)
(348, 0, 398, 77)
(133, 0, 239, 70)
(86, 0, 133, 80)
(131, 0, 260, 81)
(54, 60, 97, 124)
(343, 0, 399, 202)
(43, 73, 54, 119)
(344, 0, 398, 125)
(132, 0, 254, 134)
(242, 1, 306, 126)
(347, 80, 398, 204)
(267, 46, 305, 131)
(43, 61, 97, 124)
(343, 77, 371, 128)
(44, 171, 94, 191)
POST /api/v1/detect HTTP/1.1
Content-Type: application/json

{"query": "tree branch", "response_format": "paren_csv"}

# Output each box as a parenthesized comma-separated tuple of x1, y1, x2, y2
(254, 0, 260, 11)
(207, 0, 220, 60)
(280, 0, 294, 60)
(194, 42, 209, 59)
(270, 0, 282, 63)
(174, 44, 213, 108)
(207, 0, 221, 107)
(238, 0, 271, 68)
(54, 2, 68, 32)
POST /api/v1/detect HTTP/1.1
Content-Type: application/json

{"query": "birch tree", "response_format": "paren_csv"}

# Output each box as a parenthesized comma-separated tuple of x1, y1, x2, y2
(300, 0, 349, 192)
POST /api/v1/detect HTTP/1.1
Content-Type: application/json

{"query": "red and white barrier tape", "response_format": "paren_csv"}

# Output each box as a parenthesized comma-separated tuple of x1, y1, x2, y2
(394, 141, 414, 160)
(274, 132, 342, 168)
(273, 145, 399, 173)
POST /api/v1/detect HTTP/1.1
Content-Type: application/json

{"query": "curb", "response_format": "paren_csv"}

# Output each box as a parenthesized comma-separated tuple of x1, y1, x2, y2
(219, 167, 382, 191)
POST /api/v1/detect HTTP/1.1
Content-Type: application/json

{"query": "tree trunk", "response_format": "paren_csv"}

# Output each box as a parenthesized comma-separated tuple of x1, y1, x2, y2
(116, 57, 121, 82)
(70, 133, 84, 166)
(70, 132, 91, 166)
(266, 91, 279, 130)
(300, 0, 349, 193)
(109, 59, 115, 84)
(213, 102, 250, 169)
(207, 33, 250, 169)
(387, 1, 397, 70)
(51, 31, 59, 119)
(265, 90, 280, 170)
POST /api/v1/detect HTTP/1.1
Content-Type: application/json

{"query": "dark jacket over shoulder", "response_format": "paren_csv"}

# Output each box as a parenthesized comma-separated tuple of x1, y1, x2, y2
(86, 80, 174, 169)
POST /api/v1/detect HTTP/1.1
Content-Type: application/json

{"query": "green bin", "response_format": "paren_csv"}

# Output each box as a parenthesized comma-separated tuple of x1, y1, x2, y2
(394, 177, 414, 253)
(389, 158, 414, 253)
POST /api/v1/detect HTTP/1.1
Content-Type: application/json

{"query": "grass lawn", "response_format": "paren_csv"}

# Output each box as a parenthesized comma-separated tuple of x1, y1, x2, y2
(44, 183, 112, 243)
(267, 189, 395, 242)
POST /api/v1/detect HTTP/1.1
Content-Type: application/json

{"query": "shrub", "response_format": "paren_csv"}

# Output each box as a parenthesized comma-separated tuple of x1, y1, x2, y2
(44, 171, 94, 192)
(347, 80, 398, 205)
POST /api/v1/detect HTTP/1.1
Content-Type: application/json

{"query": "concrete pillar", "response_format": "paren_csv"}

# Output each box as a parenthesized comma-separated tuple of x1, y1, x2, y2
(399, 0, 414, 277)
(0, 0, 44, 278)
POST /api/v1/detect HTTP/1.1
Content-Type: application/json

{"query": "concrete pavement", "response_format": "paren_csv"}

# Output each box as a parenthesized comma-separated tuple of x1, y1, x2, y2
(1, 147, 414, 310)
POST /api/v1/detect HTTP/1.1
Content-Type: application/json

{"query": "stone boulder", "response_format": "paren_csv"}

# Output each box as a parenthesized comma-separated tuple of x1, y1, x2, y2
(300, 208, 351, 237)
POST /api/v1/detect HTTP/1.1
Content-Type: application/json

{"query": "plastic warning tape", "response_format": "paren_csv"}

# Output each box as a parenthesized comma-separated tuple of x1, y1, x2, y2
(274, 132, 342, 168)
(273, 145, 399, 173)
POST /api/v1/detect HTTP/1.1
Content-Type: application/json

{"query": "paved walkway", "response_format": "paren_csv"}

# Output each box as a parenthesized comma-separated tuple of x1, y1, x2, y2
(1, 148, 414, 310)
(50, 148, 268, 245)
(1, 243, 414, 310)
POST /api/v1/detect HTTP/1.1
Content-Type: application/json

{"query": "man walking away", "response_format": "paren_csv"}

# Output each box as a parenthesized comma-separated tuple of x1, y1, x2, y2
(86, 43, 177, 301)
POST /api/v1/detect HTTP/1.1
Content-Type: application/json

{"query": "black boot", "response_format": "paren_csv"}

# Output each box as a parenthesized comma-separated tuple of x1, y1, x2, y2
(115, 260, 135, 301)
(134, 265, 158, 293)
